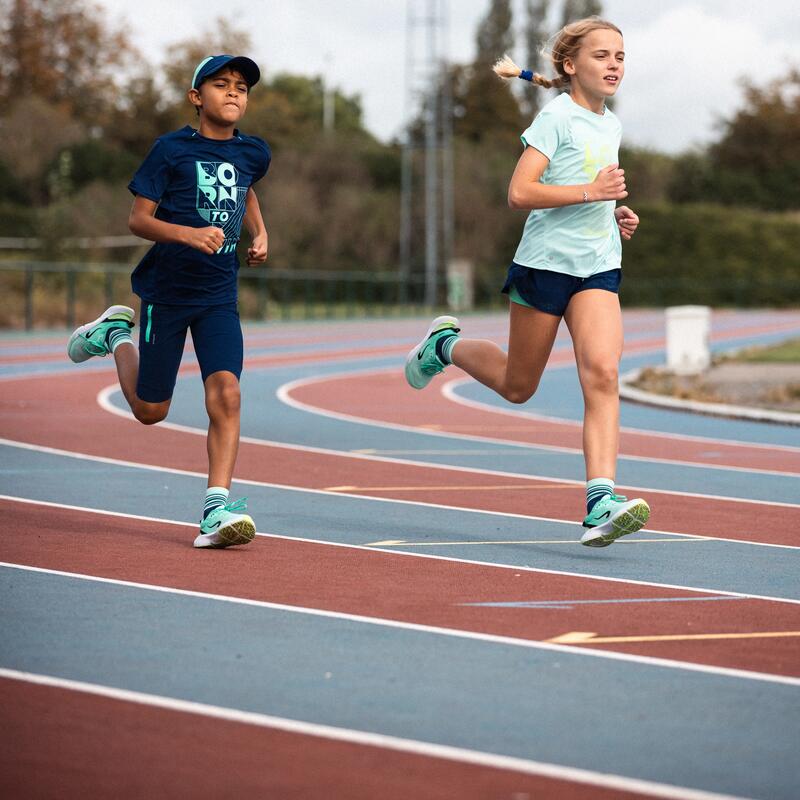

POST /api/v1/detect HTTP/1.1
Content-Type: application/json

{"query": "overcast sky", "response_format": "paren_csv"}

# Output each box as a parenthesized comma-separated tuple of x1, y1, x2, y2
(98, 0, 800, 153)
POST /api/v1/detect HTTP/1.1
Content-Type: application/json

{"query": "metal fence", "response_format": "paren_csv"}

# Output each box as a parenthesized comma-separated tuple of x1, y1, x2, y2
(0, 261, 444, 330)
(3, 260, 798, 331)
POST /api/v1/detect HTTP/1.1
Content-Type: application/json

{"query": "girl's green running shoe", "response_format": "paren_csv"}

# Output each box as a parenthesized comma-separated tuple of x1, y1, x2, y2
(67, 305, 135, 363)
(580, 494, 650, 548)
(404, 316, 460, 390)
(194, 498, 256, 549)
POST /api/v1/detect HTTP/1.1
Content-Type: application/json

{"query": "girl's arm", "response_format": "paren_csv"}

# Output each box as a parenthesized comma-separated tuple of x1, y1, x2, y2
(508, 147, 628, 210)
(243, 187, 268, 266)
(614, 205, 639, 240)
(128, 196, 224, 254)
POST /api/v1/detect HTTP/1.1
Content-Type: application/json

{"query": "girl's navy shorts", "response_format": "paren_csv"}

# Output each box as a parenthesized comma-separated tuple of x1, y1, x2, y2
(501, 262, 622, 317)
(136, 301, 243, 403)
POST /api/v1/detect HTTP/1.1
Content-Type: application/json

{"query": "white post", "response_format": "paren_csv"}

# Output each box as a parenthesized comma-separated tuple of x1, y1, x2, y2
(446, 258, 473, 311)
(665, 305, 711, 375)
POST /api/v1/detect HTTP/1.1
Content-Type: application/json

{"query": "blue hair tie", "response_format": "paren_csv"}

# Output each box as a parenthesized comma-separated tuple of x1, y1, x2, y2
(519, 69, 534, 82)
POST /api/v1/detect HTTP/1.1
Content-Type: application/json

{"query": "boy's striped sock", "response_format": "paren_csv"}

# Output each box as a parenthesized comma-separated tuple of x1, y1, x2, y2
(436, 331, 459, 365)
(204, 486, 229, 520)
(586, 478, 614, 514)
(106, 326, 133, 353)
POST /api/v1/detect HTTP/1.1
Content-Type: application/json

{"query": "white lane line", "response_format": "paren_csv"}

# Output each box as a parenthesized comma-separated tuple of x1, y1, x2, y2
(6, 491, 800, 604)
(441, 377, 800, 474)
(3, 559, 800, 688)
(274, 372, 800, 508)
(6, 432, 800, 550)
(3, 436, 799, 555)
(0, 668, 750, 800)
(443, 376, 800, 454)
(4, 493, 800, 607)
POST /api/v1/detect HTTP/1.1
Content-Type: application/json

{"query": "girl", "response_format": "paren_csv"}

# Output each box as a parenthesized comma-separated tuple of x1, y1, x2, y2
(405, 17, 649, 547)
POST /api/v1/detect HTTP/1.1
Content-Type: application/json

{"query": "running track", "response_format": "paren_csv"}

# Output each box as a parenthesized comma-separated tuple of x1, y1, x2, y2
(1, 308, 799, 800)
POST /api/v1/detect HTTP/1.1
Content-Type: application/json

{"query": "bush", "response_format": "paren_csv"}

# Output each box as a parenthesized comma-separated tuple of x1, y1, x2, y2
(621, 203, 800, 307)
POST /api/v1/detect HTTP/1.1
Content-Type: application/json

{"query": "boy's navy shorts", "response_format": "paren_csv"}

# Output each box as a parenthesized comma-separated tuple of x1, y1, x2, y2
(501, 262, 622, 317)
(136, 301, 243, 403)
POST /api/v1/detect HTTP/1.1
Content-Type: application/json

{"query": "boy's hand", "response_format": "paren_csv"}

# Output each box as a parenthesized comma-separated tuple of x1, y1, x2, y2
(185, 226, 226, 254)
(247, 232, 268, 266)
(615, 205, 639, 240)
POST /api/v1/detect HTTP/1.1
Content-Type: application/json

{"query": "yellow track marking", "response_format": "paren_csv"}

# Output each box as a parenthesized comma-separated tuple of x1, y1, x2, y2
(546, 630, 800, 645)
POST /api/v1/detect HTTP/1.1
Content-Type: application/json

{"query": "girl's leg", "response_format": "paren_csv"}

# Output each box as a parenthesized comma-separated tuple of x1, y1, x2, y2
(203, 370, 241, 488)
(563, 289, 623, 480)
(451, 301, 561, 404)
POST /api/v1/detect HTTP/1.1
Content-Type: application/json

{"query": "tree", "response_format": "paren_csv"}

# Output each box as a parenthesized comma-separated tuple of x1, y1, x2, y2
(0, 0, 134, 126)
(456, 0, 523, 144)
(561, 0, 602, 26)
(523, 0, 550, 119)
(668, 70, 800, 210)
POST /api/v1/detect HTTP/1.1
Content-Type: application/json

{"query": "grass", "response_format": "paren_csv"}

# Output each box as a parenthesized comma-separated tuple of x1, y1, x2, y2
(726, 338, 800, 364)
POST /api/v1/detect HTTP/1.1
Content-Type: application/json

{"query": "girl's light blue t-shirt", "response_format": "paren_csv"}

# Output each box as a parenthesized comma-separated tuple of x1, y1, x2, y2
(513, 92, 622, 278)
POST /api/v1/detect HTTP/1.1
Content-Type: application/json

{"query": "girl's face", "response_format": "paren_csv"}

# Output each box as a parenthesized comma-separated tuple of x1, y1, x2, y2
(564, 28, 625, 100)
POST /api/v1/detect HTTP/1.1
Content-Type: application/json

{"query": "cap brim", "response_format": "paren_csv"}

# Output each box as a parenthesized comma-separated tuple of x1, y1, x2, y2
(220, 56, 260, 87)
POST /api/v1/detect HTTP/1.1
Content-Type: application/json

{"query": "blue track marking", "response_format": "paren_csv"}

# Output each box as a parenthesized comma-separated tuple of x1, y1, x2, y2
(2, 567, 799, 800)
(457, 354, 800, 448)
(135, 363, 800, 504)
(461, 596, 746, 608)
(3, 444, 799, 602)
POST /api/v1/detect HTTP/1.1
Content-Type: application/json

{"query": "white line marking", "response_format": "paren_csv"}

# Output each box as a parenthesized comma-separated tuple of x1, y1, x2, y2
(3, 559, 799, 687)
(0, 668, 751, 800)
(441, 377, 800, 476)
(3, 436, 799, 556)
(274, 370, 800, 508)
(5, 493, 800, 606)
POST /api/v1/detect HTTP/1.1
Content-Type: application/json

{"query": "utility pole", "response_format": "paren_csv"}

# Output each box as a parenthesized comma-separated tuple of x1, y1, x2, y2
(400, 0, 453, 307)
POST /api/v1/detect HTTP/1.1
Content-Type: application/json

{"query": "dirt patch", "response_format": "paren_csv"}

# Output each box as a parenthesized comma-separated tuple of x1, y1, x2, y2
(632, 363, 800, 414)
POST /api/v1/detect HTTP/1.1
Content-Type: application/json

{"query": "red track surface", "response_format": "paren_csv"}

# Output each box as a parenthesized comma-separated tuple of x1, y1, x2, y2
(3, 312, 800, 799)
(3, 500, 797, 677)
(0, 679, 650, 800)
(289, 367, 800, 475)
(2, 369, 797, 546)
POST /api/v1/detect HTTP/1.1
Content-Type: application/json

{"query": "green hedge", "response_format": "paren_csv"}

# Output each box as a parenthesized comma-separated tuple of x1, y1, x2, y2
(620, 203, 800, 307)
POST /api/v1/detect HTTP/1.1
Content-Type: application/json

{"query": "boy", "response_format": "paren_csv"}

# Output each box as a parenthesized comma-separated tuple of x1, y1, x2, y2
(67, 54, 271, 549)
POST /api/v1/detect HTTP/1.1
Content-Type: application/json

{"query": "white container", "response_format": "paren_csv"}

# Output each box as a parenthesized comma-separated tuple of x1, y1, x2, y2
(665, 305, 711, 375)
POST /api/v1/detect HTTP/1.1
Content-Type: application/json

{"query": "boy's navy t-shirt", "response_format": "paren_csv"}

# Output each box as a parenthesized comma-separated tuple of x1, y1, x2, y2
(128, 125, 271, 306)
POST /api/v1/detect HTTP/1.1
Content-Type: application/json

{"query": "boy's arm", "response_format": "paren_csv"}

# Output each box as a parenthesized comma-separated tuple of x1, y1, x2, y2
(128, 196, 225, 254)
(243, 187, 268, 266)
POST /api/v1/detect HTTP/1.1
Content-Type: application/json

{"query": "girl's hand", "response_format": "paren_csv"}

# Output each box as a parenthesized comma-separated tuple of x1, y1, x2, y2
(615, 206, 639, 240)
(590, 164, 627, 201)
(247, 232, 268, 266)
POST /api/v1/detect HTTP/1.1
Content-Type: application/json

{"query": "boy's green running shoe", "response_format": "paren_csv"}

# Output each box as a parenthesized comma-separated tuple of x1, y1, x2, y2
(404, 315, 460, 390)
(67, 305, 135, 363)
(193, 498, 256, 549)
(580, 494, 650, 548)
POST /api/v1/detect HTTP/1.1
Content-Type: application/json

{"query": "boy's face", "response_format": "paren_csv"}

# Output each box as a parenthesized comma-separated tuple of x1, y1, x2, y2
(189, 68, 249, 124)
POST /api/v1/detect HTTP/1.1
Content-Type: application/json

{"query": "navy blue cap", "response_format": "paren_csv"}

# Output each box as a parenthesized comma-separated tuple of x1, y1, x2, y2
(191, 55, 260, 90)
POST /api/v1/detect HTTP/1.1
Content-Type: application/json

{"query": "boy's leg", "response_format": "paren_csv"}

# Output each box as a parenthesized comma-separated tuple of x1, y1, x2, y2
(563, 289, 649, 546)
(67, 303, 173, 424)
(191, 304, 254, 549)
(112, 341, 171, 425)
(203, 370, 241, 489)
